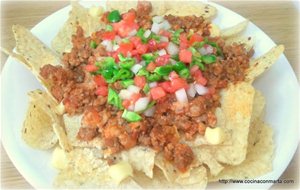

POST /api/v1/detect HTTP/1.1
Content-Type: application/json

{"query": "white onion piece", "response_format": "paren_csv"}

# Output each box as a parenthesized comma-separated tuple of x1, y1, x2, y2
(101, 40, 109, 46)
(151, 23, 161, 34)
(144, 106, 156, 117)
(167, 42, 179, 55)
(119, 89, 134, 100)
(128, 29, 137, 37)
(127, 104, 135, 112)
(115, 36, 122, 44)
(175, 88, 188, 103)
(131, 64, 143, 74)
(160, 36, 169, 42)
(149, 82, 157, 88)
(194, 84, 208, 95)
(139, 60, 146, 66)
(143, 29, 151, 38)
(161, 20, 171, 30)
(152, 16, 164, 23)
(158, 49, 167, 56)
(187, 84, 197, 98)
(127, 85, 140, 93)
(134, 97, 150, 112)
(113, 44, 119, 51)
(199, 45, 214, 55)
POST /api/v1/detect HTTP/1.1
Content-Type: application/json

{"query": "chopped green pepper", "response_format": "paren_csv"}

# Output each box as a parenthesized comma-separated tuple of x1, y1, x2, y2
(106, 25, 113, 31)
(147, 73, 162, 82)
(171, 29, 184, 45)
(118, 54, 135, 69)
(108, 10, 121, 23)
(137, 67, 150, 77)
(143, 83, 150, 93)
(154, 65, 173, 76)
(121, 79, 134, 88)
(172, 62, 187, 72)
(122, 110, 142, 122)
(115, 69, 134, 80)
(107, 88, 123, 109)
(201, 55, 217, 64)
(90, 41, 97, 49)
(207, 41, 223, 57)
(191, 56, 206, 71)
(179, 68, 190, 79)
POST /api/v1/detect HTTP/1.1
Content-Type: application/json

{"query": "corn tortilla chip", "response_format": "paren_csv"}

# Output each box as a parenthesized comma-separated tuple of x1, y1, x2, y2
(221, 20, 249, 39)
(22, 91, 58, 150)
(225, 35, 255, 52)
(245, 45, 284, 83)
(29, 90, 72, 152)
(52, 2, 104, 55)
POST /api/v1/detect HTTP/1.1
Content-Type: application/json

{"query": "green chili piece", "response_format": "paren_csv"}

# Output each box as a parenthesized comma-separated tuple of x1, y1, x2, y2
(108, 88, 123, 109)
(121, 79, 134, 88)
(207, 41, 223, 57)
(103, 57, 117, 69)
(179, 68, 190, 79)
(90, 41, 97, 49)
(191, 56, 206, 71)
(115, 69, 134, 80)
(201, 55, 217, 64)
(122, 110, 142, 122)
(147, 73, 162, 82)
(137, 67, 150, 77)
(154, 65, 173, 76)
(193, 41, 206, 49)
(108, 10, 121, 23)
(143, 83, 150, 94)
(150, 33, 161, 42)
(173, 62, 187, 72)
(106, 25, 113, 31)
(171, 29, 184, 45)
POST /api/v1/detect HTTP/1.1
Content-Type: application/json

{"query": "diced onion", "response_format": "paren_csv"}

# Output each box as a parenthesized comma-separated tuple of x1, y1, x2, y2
(149, 82, 157, 88)
(187, 84, 197, 98)
(127, 85, 140, 93)
(160, 36, 169, 42)
(151, 23, 161, 34)
(152, 16, 164, 23)
(143, 29, 151, 38)
(161, 20, 171, 30)
(101, 40, 113, 52)
(175, 88, 188, 103)
(194, 84, 208, 95)
(119, 89, 133, 100)
(128, 29, 137, 37)
(115, 35, 122, 44)
(199, 45, 214, 55)
(134, 97, 150, 112)
(131, 64, 143, 74)
(167, 42, 179, 56)
(144, 106, 156, 117)
(113, 44, 119, 51)
(158, 49, 167, 56)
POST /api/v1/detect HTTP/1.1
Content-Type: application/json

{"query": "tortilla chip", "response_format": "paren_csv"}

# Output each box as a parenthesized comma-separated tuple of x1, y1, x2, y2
(175, 166, 207, 189)
(209, 122, 274, 181)
(117, 146, 156, 178)
(245, 45, 284, 83)
(29, 90, 72, 152)
(225, 35, 255, 52)
(22, 91, 58, 150)
(164, 1, 217, 20)
(221, 20, 249, 39)
(52, 2, 104, 55)
(250, 90, 266, 127)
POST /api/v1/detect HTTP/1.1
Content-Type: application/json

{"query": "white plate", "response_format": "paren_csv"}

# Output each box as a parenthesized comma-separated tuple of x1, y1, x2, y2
(1, 1, 299, 189)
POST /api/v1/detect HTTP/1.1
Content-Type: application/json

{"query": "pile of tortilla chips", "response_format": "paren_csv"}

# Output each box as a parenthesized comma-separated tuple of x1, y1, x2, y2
(6, 1, 284, 189)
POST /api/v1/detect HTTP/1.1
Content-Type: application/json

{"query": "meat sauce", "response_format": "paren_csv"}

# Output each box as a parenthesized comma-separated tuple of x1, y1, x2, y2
(40, 1, 252, 172)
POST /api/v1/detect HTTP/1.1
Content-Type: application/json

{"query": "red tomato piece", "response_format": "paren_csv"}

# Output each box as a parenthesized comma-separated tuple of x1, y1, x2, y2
(159, 30, 171, 38)
(130, 93, 141, 104)
(85, 64, 98, 72)
(134, 76, 146, 88)
(190, 65, 199, 75)
(169, 71, 179, 80)
(179, 49, 192, 63)
(118, 42, 134, 55)
(193, 70, 207, 86)
(171, 78, 189, 91)
(155, 54, 170, 66)
(157, 42, 169, 49)
(189, 33, 203, 46)
(113, 21, 138, 37)
(94, 75, 107, 86)
(122, 99, 131, 109)
(146, 62, 156, 72)
(102, 31, 116, 40)
(136, 44, 148, 54)
(150, 87, 167, 100)
(179, 33, 189, 50)
(96, 86, 108, 96)
(122, 11, 136, 24)
(159, 81, 175, 93)
(147, 39, 157, 51)
(130, 36, 142, 47)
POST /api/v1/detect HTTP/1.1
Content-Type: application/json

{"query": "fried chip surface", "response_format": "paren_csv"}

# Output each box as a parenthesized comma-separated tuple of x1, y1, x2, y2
(221, 20, 249, 39)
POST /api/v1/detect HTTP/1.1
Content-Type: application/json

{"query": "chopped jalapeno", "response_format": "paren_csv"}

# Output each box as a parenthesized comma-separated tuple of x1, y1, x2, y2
(108, 10, 121, 23)
(118, 54, 135, 69)
(172, 62, 187, 72)
(137, 67, 150, 77)
(143, 83, 150, 93)
(171, 29, 184, 45)
(147, 73, 162, 82)
(179, 68, 190, 79)
(108, 88, 123, 109)
(201, 55, 217, 64)
(154, 65, 173, 76)
(122, 110, 142, 122)
(115, 69, 134, 80)
(106, 25, 113, 31)
(121, 79, 134, 88)
(90, 41, 97, 49)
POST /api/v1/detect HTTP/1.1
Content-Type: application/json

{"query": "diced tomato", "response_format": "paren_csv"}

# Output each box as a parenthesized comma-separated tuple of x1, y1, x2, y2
(189, 33, 203, 46)
(113, 20, 138, 37)
(130, 93, 141, 104)
(146, 62, 156, 72)
(94, 75, 107, 86)
(122, 99, 131, 109)
(157, 42, 169, 49)
(102, 31, 116, 40)
(179, 49, 192, 63)
(190, 65, 199, 75)
(85, 64, 98, 72)
(130, 36, 142, 47)
(155, 54, 170, 66)
(122, 11, 136, 24)
(208, 87, 216, 95)
(118, 41, 134, 55)
(136, 44, 148, 54)
(179, 33, 189, 50)
(134, 76, 146, 88)
(150, 87, 167, 100)
(171, 78, 189, 91)
(193, 70, 207, 86)
(159, 30, 171, 38)
(96, 86, 108, 96)
(147, 39, 157, 51)
(169, 71, 179, 80)
(159, 81, 175, 93)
